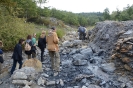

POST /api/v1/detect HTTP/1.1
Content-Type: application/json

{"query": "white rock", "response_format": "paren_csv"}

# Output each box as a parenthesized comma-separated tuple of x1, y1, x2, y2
(74, 86, 80, 88)
(82, 86, 87, 88)
(59, 79, 64, 86)
(46, 81, 55, 86)
(41, 73, 49, 77)
(37, 77, 46, 86)
(12, 80, 29, 85)
(12, 72, 27, 80)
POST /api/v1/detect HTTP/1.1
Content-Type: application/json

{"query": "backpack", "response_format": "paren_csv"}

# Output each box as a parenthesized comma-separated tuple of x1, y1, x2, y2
(81, 27, 86, 33)
(78, 26, 85, 33)
(25, 42, 31, 51)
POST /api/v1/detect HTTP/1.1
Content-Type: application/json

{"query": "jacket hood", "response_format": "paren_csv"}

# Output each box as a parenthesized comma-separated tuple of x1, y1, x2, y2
(48, 31, 53, 36)
(26, 39, 31, 43)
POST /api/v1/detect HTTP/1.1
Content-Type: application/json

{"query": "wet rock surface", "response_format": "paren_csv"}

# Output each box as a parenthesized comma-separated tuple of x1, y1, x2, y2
(0, 21, 133, 88)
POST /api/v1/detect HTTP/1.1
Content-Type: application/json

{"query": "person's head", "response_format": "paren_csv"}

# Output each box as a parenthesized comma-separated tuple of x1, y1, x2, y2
(19, 39, 25, 44)
(33, 33, 36, 37)
(41, 30, 46, 35)
(40, 30, 46, 38)
(27, 35, 32, 40)
(51, 27, 56, 32)
(0, 41, 3, 48)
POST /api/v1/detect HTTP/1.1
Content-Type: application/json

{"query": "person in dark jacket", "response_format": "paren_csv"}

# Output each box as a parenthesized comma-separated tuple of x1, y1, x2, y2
(10, 39, 25, 75)
(0, 41, 3, 74)
(38, 31, 47, 62)
(78, 26, 86, 40)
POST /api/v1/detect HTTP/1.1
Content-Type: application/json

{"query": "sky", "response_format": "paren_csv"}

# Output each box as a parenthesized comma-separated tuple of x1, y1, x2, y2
(44, 0, 133, 13)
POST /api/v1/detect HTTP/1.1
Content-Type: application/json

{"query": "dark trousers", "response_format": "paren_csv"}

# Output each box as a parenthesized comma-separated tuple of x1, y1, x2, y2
(32, 51, 36, 58)
(79, 32, 86, 40)
(10, 59, 22, 74)
(41, 49, 44, 62)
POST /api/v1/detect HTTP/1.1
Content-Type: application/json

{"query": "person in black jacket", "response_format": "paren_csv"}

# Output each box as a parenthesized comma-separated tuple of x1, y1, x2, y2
(38, 31, 46, 62)
(10, 39, 25, 75)
(0, 41, 3, 74)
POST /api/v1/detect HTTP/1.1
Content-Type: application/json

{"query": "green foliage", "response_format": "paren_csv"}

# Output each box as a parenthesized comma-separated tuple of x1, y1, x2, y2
(56, 28, 65, 39)
(0, 16, 35, 50)
(78, 12, 104, 25)
(27, 17, 50, 26)
(103, 8, 110, 20)
(0, 0, 16, 15)
(36, 32, 41, 39)
(110, 4, 133, 21)
(34, 0, 47, 6)
(38, 7, 51, 17)
(12, 0, 38, 18)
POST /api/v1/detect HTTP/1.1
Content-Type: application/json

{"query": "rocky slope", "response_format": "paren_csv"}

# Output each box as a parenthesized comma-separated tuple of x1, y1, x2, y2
(0, 21, 133, 88)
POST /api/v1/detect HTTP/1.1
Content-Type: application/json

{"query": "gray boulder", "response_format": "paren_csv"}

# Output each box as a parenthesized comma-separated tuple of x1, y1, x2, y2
(80, 48, 93, 59)
(73, 59, 88, 66)
(100, 63, 116, 73)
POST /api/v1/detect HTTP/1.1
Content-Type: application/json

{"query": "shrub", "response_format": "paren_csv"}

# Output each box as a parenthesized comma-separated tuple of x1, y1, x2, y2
(27, 17, 50, 26)
(56, 28, 65, 39)
(0, 16, 35, 51)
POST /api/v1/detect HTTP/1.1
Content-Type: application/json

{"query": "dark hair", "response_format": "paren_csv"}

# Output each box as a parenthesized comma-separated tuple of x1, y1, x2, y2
(51, 27, 55, 30)
(27, 35, 32, 39)
(19, 39, 25, 44)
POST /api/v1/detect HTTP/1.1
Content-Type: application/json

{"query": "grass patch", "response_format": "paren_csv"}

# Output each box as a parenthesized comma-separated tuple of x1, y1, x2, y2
(56, 28, 65, 39)
(86, 26, 95, 30)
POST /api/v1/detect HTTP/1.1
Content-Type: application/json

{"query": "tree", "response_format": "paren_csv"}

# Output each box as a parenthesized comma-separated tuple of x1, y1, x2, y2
(0, 0, 16, 15)
(78, 16, 88, 26)
(12, 0, 38, 18)
(34, 0, 47, 7)
(103, 8, 110, 20)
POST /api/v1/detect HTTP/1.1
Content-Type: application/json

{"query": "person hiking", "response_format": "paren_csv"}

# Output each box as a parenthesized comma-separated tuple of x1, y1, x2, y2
(25, 35, 33, 59)
(83, 26, 87, 39)
(78, 26, 86, 40)
(38, 31, 47, 62)
(0, 41, 4, 74)
(10, 39, 25, 75)
(46, 27, 60, 76)
(31, 33, 37, 58)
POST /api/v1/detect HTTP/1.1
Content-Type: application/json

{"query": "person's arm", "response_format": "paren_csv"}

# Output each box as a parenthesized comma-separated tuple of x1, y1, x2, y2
(0, 49, 3, 54)
(38, 39, 40, 48)
(43, 36, 47, 44)
(53, 33, 59, 44)
(17, 45, 23, 60)
(46, 36, 48, 43)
